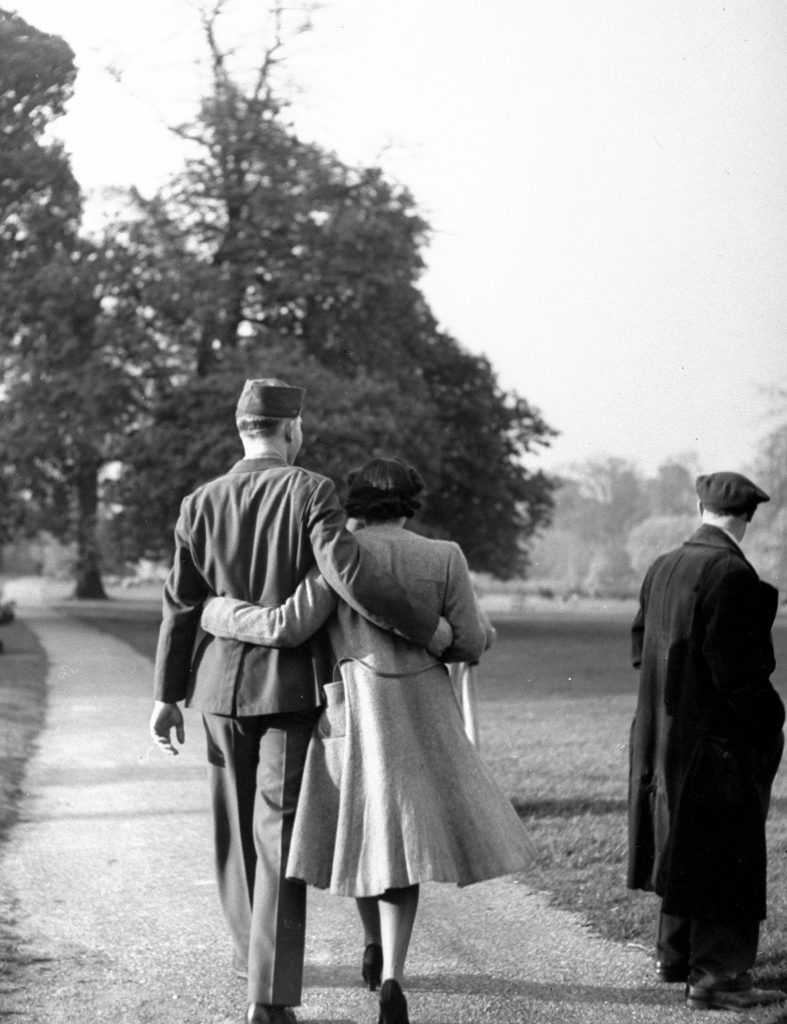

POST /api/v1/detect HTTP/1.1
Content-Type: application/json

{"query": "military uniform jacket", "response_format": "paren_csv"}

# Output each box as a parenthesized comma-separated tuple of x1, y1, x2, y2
(627, 524, 784, 920)
(153, 456, 439, 716)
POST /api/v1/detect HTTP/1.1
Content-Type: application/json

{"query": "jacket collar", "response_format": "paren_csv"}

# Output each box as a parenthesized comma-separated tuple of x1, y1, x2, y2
(685, 523, 755, 569)
(229, 456, 289, 474)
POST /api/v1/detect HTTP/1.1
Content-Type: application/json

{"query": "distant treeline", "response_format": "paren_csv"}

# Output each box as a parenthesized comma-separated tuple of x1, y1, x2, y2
(527, 439, 787, 598)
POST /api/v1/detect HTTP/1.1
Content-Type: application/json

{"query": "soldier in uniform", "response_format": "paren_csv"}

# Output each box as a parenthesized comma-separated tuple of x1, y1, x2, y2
(628, 471, 785, 1011)
(150, 379, 451, 1024)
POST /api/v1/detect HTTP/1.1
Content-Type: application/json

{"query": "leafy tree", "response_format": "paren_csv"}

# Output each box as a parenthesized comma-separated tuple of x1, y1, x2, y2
(626, 514, 698, 578)
(747, 420, 787, 587)
(646, 460, 698, 516)
(0, 8, 81, 288)
(747, 507, 787, 589)
(2, 240, 149, 596)
(752, 421, 787, 512)
(583, 545, 639, 598)
(414, 336, 555, 576)
(558, 457, 648, 545)
(527, 525, 594, 593)
(531, 457, 702, 596)
(0, 464, 28, 551)
(0, 11, 147, 597)
(109, 3, 556, 578)
(1, 3, 554, 592)
(108, 343, 439, 561)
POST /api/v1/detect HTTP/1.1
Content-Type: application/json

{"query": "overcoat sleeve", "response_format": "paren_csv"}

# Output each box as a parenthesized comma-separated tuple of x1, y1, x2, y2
(441, 543, 488, 664)
(702, 566, 785, 742)
(199, 568, 338, 647)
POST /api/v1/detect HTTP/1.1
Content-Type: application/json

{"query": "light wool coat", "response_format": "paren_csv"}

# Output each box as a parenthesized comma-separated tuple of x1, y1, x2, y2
(203, 523, 537, 897)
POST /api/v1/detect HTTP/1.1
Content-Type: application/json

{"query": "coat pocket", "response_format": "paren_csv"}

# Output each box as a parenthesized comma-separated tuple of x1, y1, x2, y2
(686, 735, 744, 808)
(315, 680, 346, 739)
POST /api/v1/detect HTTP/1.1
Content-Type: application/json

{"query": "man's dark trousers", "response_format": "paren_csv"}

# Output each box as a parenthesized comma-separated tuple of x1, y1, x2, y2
(204, 710, 318, 1006)
(658, 909, 760, 986)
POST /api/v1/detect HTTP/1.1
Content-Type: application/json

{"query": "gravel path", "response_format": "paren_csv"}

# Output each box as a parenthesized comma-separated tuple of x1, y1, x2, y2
(1, 601, 785, 1023)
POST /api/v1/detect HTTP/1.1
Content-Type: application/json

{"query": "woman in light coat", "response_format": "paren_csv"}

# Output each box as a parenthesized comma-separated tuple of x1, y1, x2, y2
(201, 458, 536, 1024)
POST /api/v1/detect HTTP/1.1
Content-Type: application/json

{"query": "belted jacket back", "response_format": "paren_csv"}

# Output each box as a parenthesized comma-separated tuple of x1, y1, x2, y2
(153, 456, 438, 716)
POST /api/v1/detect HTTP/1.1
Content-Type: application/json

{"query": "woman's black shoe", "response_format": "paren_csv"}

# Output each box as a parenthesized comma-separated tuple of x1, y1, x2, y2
(362, 943, 383, 991)
(378, 978, 409, 1024)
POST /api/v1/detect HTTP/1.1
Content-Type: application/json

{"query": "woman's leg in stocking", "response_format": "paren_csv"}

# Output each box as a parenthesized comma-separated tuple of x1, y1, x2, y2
(356, 897, 383, 989)
(378, 885, 419, 984)
(356, 897, 382, 947)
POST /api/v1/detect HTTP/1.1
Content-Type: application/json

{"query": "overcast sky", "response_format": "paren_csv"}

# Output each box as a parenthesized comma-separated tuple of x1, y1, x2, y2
(10, 0, 787, 476)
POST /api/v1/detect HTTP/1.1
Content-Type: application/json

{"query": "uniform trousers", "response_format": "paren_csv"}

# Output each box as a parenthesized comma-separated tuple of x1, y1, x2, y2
(203, 709, 317, 1006)
(657, 908, 760, 988)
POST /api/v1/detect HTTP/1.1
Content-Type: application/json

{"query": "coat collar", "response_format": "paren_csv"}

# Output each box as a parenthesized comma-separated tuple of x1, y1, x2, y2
(686, 525, 776, 609)
(228, 456, 289, 474)
(685, 523, 743, 554)
(685, 523, 758, 573)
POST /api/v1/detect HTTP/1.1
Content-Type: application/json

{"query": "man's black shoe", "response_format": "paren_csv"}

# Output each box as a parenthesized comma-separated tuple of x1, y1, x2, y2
(686, 983, 786, 1011)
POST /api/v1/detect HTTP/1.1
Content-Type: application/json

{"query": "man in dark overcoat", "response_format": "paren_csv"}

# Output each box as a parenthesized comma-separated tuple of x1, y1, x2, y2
(149, 378, 452, 1024)
(628, 471, 785, 1011)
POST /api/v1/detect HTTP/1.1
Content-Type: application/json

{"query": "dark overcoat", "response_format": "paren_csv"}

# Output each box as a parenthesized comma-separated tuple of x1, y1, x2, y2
(627, 524, 784, 921)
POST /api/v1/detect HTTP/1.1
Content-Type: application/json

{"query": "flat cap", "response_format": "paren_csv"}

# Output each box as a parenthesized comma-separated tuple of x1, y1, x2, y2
(696, 471, 770, 514)
(236, 378, 305, 418)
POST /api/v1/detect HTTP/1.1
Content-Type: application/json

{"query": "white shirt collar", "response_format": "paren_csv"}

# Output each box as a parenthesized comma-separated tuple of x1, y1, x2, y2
(719, 526, 745, 553)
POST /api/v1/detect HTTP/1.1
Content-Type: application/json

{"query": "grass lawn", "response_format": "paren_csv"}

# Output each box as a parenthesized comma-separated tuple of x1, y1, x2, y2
(477, 613, 787, 988)
(20, 595, 787, 986)
(0, 619, 47, 839)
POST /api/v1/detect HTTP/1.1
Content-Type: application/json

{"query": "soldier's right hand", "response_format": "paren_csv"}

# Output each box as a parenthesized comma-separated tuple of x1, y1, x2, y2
(149, 700, 185, 755)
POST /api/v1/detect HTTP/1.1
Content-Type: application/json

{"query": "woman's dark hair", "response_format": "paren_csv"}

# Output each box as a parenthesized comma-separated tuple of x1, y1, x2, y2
(345, 457, 425, 522)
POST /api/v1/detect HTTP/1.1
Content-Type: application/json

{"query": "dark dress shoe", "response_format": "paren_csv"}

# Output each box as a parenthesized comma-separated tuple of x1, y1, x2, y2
(378, 979, 409, 1024)
(655, 961, 689, 983)
(246, 1004, 297, 1024)
(686, 983, 786, 1010)
(362, 943, 383, 990)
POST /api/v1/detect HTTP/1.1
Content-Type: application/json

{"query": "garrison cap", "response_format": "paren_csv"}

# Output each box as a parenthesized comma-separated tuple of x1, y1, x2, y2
(236, 378, 305, 418)
(695, 471, 770, 514)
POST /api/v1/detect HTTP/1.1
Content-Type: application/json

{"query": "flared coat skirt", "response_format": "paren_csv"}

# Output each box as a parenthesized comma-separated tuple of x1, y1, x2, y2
(286, 659, 537, 897)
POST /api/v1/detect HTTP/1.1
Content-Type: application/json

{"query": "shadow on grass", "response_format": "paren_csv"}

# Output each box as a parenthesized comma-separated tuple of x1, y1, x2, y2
(514, 797, 627, 818)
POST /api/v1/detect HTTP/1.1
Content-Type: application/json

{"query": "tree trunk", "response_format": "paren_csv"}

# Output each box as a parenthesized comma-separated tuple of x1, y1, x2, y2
(72, 460, 108, 600)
